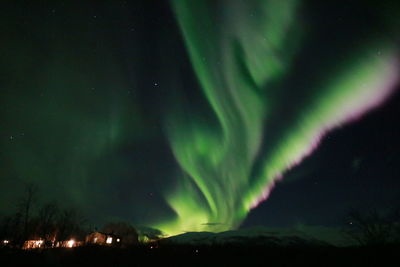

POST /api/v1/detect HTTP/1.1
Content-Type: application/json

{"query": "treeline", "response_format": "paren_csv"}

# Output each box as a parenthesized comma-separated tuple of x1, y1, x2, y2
(0, 183, 87, 247)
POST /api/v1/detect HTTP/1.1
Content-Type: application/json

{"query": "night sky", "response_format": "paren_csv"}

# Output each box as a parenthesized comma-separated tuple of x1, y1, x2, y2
(1, 0, 399, 237)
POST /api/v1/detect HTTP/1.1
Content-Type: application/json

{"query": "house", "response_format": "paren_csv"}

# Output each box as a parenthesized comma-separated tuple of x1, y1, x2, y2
(55, 239, 83, 248)
(85, 232, 121, 246)
(22, 239, 44, 249)
(101, 222, 139, 247)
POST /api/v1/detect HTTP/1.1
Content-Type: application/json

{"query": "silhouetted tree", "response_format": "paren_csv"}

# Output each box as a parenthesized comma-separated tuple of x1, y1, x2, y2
(17, 183, 38, 243)
(0, 212, 24, 246)
(0, 183, 40, 246)
(37, 202, 59, 244)
(2, 183, 92, 247)
(343, 208, 393, 246)
(0, 215, 12, 240)
(56, 208, 87, 241)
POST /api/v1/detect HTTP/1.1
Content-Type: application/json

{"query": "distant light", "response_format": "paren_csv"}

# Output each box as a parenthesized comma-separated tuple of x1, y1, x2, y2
(94, 237, 98, 243)
(106, 237, 113, 244)
(3, 240, 9, 244)
(67, 240, 75, 248)
(116, 238, 120, 242)
(35, 240, 43, 246)
(195, 249, 199, 253)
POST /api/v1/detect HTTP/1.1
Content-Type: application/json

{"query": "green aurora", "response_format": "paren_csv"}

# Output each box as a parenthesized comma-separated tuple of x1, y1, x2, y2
(0, 1, 399, 238)
(155, 0, 399, 235)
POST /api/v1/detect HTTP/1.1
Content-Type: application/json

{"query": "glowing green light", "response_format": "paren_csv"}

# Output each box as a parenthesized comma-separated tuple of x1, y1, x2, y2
(154, 0, 398, 236)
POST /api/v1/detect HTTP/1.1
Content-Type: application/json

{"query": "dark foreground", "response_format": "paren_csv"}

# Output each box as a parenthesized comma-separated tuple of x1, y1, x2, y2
(0, 245, 398, 267)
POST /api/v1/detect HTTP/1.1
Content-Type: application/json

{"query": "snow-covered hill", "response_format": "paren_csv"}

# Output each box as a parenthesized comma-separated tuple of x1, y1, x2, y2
(160, 227, 333, 247)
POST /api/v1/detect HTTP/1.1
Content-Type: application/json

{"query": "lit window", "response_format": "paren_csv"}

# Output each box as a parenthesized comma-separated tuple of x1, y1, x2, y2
(106, 237, 112, 244)
(94, 237, 98, 243)
(67, 240, 75, 248)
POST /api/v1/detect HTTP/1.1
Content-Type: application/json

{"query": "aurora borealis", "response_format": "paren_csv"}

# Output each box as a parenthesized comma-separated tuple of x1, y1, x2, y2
(1, 1, 400, 237)
(157, 0, 399, 235)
